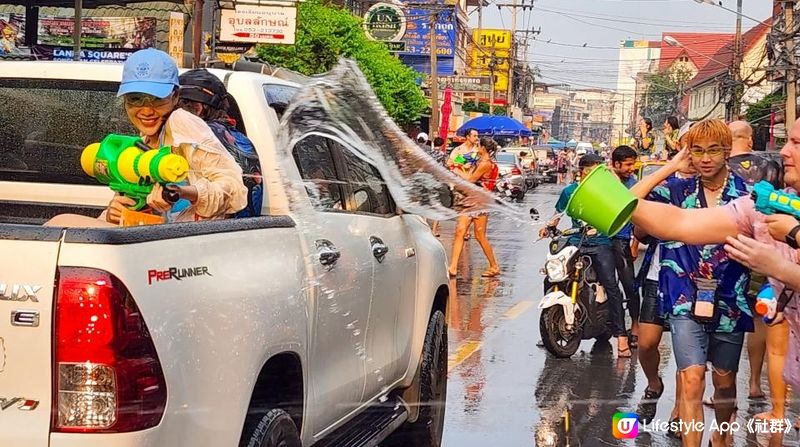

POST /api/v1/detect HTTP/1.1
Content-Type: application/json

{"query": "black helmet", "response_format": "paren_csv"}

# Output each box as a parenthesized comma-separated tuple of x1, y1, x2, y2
(179, 69, 226, 109)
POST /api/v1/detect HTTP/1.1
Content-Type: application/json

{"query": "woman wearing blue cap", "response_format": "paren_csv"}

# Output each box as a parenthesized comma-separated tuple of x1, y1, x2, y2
(49, 48, 247, 226)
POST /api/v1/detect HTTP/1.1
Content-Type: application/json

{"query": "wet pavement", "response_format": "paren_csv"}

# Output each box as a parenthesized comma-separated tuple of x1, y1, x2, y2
(439, 183, 799, 447)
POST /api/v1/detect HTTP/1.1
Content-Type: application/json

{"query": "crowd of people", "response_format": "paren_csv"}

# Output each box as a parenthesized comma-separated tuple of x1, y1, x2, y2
(535, 115, 797, 446)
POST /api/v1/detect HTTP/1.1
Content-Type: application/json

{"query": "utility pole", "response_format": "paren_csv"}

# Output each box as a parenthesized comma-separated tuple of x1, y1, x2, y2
(507, 0, 517, 115)
(429, 11, 440, 140)
(786, 1, 797, 126)
(730, 0, 743, 120)
(192, 0, 204, 68)
(489, 50, 497, 114)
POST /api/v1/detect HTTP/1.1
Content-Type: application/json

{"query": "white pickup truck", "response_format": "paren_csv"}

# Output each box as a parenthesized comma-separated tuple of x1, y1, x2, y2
(0, 61, 450, 447)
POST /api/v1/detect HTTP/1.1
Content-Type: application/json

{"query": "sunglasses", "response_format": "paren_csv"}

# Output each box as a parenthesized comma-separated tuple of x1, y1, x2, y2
(124, 93, 174, 108)
(689, 146, 727, 158)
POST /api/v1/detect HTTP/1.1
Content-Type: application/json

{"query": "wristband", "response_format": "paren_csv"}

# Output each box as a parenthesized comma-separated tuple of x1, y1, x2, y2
(786, 225, 800, 250)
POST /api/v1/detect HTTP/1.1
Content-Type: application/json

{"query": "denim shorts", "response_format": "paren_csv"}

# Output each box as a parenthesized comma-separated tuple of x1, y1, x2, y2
(669, 315, 744, 372)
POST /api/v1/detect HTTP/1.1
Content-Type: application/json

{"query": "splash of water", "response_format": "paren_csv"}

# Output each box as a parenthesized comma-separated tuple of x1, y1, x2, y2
(276, 59, 528, 222)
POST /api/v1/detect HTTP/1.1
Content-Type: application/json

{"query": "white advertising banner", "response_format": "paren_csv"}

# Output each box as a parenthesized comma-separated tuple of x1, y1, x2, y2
(220, 5, 297, 45)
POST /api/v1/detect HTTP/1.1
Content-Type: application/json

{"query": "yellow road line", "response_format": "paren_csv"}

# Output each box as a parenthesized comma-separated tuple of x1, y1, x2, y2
(504, 300, 535, 320)
(448, 340, 481, 372)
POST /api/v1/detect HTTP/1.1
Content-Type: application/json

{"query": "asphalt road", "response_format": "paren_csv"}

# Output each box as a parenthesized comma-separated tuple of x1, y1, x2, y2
(439, 183, 798, 447)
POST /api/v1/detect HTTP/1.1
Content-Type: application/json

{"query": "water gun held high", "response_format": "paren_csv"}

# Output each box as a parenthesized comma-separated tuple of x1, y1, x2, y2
(752, 181, 800, 220)
(81, 134, 189, 211)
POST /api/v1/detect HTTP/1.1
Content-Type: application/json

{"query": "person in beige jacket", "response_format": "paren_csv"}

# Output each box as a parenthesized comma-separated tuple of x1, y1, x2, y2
(48, 49, 247, 227)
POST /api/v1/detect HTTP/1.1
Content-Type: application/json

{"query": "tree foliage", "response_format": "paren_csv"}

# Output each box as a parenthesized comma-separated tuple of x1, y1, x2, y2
(640, 67, 693, 127)
(463, 100, 507, 116)
(255, 0, 427, 125)
(745, 93, 784, 125)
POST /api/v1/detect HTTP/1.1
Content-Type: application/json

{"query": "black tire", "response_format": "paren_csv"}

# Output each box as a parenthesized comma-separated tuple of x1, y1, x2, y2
(539, 306, 582, 358)
(390, 309, 447, 447)
(241, 409, 301, 447)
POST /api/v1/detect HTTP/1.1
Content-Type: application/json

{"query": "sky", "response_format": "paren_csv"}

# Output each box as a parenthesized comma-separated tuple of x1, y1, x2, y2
(474, 0, 774, 90)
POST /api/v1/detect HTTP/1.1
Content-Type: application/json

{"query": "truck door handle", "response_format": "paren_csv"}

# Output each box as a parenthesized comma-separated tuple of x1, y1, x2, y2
(316, 239, 341, 267)
(370, 236, 389, 263)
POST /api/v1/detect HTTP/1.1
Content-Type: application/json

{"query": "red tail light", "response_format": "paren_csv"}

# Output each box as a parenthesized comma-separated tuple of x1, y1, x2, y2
(511, 167, 522, 175)
(53, 267, 166, 433)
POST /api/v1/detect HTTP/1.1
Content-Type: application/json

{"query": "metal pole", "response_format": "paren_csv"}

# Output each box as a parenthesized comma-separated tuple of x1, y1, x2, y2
(429, 11, 439, 140)
(787, 1, 797, 126)
(72, 0, 82, 61)
(192, 0, 204, 69)
(477, 2, 482, 31)
(731, 0, 743, 120)
(507, 0, 517, 115)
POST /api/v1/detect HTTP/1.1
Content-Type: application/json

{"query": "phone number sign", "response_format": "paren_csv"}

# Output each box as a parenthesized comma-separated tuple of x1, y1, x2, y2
(399, 7, 455, 57)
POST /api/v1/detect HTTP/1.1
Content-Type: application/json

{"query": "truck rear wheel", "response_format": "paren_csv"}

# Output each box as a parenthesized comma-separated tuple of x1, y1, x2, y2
(389, 309, 447, 447)
(241, 409, 301, 447)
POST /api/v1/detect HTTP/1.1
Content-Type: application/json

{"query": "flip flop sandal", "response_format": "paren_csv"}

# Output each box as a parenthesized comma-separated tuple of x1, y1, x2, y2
(617, 347, 632, 358)
(481, 269, 500, 278)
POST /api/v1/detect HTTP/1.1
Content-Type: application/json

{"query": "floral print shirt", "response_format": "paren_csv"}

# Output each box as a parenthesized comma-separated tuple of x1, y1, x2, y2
(648, 172, 753, 333)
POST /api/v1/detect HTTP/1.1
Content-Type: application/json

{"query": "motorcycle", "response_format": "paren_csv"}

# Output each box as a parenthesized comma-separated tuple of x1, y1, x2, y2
(495, 176, 526, 203)
(537, 221, 612, 358)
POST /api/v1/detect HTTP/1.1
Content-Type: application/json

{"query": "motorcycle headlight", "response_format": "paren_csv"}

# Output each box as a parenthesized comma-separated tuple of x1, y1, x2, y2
(545, 257, 568, 281)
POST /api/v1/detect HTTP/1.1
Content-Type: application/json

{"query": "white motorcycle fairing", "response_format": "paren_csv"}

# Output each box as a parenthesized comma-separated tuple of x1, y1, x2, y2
(538, 290, 577, 326)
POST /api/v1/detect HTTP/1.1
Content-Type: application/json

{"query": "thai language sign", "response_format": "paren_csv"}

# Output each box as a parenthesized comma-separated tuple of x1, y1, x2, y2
(425, 76, 492, 92)
(469, 29, 513, 93)
(398, 6, 455, 57)
(220, 5, 297, 45)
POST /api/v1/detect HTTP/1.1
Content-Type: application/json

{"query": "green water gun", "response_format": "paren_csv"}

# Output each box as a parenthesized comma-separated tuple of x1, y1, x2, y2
(454, 152, 479, 166)
(81, 134, 190, 210)
(752, 181, 800, 220)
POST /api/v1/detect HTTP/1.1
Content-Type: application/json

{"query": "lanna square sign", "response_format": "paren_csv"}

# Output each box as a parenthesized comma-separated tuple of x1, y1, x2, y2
(220, 5, 297, 45)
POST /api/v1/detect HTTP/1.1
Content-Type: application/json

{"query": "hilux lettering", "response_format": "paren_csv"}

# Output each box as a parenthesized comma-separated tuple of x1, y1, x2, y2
(147, 267, 212, 285)
(0, 398, 38, 411)
(0, 284, 41, 302)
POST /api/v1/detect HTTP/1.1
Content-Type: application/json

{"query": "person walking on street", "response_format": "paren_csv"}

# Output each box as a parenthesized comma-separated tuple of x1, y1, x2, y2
(634, 136, 696, 430)
(540, 154, 631, 358)
(610, 145, 641, 345)
(630, 119, 757, 447)
(448, 137, 501, 278)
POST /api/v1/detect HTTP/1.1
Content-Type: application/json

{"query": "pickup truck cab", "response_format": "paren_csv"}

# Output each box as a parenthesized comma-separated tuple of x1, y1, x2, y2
(0, 61, 450, 447)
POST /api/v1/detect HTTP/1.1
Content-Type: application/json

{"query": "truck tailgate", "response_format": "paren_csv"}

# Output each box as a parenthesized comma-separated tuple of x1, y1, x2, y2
(0, 230, 61, 447)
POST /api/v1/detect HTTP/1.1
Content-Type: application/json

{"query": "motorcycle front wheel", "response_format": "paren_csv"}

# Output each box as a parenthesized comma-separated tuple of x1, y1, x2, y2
(539, 305, 582, 358)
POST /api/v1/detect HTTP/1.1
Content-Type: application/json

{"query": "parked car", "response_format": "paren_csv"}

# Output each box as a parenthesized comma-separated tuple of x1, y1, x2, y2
(502, 147, 538, 189)
(0, 61, 450, 447)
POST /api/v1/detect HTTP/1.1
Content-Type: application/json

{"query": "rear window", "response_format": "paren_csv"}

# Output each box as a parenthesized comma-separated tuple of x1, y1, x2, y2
(0, 79, 135, 184)
(495, 152, 516, 164)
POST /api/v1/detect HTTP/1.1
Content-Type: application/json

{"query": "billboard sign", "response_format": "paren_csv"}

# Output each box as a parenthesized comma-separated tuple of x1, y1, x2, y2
(363, 2, 406, 42)
(220, 5, 297, 45)
(398, 6, 455, 57)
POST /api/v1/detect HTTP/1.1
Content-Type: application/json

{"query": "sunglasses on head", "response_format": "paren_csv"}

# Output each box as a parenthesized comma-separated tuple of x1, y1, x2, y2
(124, 93, 173, 108)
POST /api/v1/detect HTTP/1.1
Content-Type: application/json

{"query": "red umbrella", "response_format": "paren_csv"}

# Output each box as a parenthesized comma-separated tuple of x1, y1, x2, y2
(438, 87, 452, 151)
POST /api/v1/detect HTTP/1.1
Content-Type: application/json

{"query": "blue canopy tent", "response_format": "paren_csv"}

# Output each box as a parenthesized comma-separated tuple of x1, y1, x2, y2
(456, 115, 532, 137)
(546, 138, 566, 149)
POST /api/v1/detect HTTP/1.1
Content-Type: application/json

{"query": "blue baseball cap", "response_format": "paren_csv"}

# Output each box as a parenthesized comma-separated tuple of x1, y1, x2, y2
(117, 48, 179, 98)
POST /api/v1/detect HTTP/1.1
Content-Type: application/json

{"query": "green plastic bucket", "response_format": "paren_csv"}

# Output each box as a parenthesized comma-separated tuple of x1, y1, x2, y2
(565, 165, 638, 237)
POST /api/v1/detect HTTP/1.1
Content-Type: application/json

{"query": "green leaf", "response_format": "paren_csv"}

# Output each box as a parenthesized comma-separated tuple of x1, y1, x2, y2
(255, 0, 427, 125)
